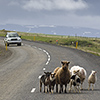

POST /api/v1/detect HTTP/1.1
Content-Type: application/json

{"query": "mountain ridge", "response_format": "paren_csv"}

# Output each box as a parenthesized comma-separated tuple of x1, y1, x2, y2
(0, 24, 100, 37)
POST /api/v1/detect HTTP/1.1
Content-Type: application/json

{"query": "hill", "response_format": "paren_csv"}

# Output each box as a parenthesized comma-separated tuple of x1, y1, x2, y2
(0, 24, 100, 37)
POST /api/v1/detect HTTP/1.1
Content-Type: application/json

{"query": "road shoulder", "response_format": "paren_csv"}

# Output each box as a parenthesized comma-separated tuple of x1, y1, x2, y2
(0, 45, 12, 63)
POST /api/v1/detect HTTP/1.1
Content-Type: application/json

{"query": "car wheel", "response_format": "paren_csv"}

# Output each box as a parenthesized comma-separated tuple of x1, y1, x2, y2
(7, 43, 9, 46)
(17, 43, 21, 46)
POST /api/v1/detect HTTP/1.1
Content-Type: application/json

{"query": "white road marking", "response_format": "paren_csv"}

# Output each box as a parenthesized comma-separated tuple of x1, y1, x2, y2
(24, 44, 51, 93)
(43, 68, 46, 71)
(47, 53, 49, 57)
(25, 44, 51, 65)
(43, 50, 46, 53)
(48, 57, 50, 61)
(42, 49, 51, 65)
(46, 54, 50, 65)
(46, 52, 49, 55)
(39, 49, 51, 65)
(38, 48, 42, 50)
(46, 61, 49, 65)
(31, 88, 36, 93)
(33, 46, 37, 49)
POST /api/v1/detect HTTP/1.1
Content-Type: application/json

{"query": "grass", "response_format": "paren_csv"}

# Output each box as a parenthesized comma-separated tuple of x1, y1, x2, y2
(0, 29, 100, 56)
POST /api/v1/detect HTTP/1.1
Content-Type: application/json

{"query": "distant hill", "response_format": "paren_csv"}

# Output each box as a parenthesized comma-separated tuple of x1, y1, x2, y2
(0, 24, 100, 37)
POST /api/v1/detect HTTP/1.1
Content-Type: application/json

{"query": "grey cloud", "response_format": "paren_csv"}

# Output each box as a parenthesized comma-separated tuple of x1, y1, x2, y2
(8, 1, 20, 6)
(22, 0, 88, 11)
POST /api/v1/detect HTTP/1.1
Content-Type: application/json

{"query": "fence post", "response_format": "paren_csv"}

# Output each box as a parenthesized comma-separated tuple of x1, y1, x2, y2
(76, 41, 78, 49)
(34, 36, 35, 41)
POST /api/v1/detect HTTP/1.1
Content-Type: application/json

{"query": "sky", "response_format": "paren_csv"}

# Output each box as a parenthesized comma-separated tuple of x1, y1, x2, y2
(0, 0, 100, 30)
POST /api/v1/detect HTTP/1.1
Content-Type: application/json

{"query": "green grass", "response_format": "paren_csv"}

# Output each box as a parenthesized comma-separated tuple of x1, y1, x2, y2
(0, 29, 100, 56)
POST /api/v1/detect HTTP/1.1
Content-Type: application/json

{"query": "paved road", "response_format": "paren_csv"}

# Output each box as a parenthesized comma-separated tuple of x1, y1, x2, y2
(0, 37, 100, 100)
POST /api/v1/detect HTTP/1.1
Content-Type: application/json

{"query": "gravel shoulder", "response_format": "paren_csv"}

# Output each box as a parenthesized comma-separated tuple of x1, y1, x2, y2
(0, 45, 12, 63)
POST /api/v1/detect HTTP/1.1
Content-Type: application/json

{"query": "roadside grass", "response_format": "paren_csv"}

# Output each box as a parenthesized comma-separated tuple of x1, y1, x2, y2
(0, 30, 100, 56)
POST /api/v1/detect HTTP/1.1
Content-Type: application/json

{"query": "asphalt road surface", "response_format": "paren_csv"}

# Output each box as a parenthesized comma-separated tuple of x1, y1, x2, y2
(0, 37, 100, 100)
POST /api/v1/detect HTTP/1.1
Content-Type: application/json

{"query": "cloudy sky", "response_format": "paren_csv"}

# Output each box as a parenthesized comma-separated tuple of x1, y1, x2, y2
(0, 0, 100, 30)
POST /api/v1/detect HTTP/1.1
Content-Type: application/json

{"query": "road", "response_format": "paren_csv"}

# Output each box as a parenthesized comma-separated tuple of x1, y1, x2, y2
(0, 37, 100, 100)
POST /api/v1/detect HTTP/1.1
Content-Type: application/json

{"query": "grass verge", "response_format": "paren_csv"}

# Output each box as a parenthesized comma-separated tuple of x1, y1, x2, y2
(0, 30, 100, 56)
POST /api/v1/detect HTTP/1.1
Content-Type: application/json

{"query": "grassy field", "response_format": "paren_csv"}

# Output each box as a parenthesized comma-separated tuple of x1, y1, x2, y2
(0, 29, 100, 56)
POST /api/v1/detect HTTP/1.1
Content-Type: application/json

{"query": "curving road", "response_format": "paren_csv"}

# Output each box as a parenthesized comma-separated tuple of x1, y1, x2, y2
(0, 37, 100, 100)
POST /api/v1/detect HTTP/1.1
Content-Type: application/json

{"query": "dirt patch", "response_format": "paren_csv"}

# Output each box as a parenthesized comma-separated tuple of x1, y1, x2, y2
(0, 45, 12, 63)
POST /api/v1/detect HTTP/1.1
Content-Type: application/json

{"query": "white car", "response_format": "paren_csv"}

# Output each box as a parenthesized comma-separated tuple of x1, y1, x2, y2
(4, 32, 22, 46)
